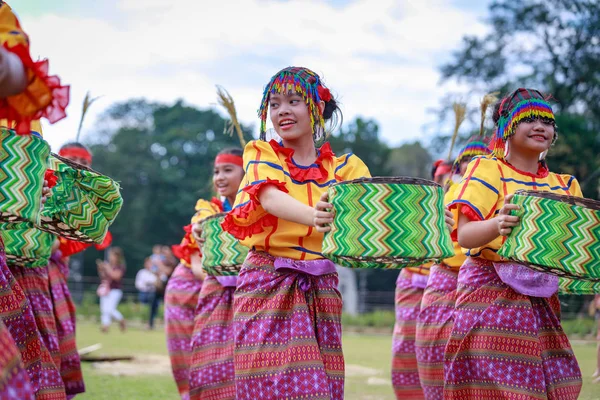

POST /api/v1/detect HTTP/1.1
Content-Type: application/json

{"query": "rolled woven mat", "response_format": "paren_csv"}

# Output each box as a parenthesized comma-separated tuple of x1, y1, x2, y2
(322, 177, 455, 269)
(0, 128, 50, 226)
(200, 212, 248, 276)
(0, 222, 55, 267)
(37, 153, 123, 244)
(498, 190, 600, 282)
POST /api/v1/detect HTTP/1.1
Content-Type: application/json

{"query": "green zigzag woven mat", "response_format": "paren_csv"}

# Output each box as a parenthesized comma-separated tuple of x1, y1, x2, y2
(200, 212, 248, 276)
(498, 190, 600, 282)
(322, 177, 455, 269)
(38, 153, 123, 244)
(0, 128, 49, 227)
(0, 222, 55, 267)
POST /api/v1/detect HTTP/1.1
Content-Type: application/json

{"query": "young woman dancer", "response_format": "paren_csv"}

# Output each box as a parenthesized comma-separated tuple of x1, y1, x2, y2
(222, 66, 371, 399)
(415, 138, 490, 399)
(188, 148, 244, 400)
(0, 2, 68, 398)
(445, 88, 583, 399)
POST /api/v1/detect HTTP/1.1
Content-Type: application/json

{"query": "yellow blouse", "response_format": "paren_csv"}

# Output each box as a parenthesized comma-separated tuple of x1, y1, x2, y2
(449, 156, 582, 261)
(442, 183, 466, 271)
(0, 3, 68, 132)
(223, 139, 371, 260)
(176, 198, 224, 267)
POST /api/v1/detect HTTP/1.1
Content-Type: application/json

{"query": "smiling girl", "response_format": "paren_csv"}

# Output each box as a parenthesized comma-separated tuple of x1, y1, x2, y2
(188, 148, 245, 400)
(445, 88, 583, 399)
(165, 148, 244, 400)
(222, 66, 371, 399)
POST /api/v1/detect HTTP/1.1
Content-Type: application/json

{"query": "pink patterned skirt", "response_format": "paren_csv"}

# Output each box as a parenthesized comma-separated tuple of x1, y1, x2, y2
(391, 268, 426, 399)
(0, 319, 34, 400)
(233, 251, 344, 400)
(444, 257, 582, 399)
(189, 276, 235, 400)
(1, 248, 65, 399)
(164, 263, 203, 400)
(415, 264, 458, 400)
(48, 253, 84, 396)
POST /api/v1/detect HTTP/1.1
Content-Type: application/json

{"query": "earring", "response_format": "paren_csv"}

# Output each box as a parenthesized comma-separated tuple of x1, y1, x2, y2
(264, 128, 281, 142)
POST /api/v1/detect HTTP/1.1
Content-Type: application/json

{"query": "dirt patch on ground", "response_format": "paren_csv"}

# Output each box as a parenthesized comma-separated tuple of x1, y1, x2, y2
(91, 357, 392, 386)
(90, 354, 171, 376)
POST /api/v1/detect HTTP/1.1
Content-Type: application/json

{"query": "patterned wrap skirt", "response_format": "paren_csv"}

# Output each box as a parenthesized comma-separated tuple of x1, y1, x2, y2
(164, 263, 203, 400)
(0, 248, 66, 399)
(391, 268, 426, 399)
(415, 264, 458, 400)
(189, 276, 235, 400)
(0, 319, 34, 400)
(444, 257, 582, 399)
(233, 251, 344, 400)
(48, 253, 85, 396)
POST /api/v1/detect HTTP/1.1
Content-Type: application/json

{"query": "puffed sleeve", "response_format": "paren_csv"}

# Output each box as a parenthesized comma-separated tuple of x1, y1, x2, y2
(191, 198, 222, 224)
(0, 3, 69, 134)
(334, 153, 371, 181)
(221, 140, 288, 240)
(448, 156, 501, 223)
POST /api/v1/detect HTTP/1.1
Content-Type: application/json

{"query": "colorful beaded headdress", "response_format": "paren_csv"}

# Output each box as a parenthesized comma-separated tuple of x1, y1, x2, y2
(491, 88, 555, 158)
(453, 137, 491, 172)
(258, 66, 329, 143)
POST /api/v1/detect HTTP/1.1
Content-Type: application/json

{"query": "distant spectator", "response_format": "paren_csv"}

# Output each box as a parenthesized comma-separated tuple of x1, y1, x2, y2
(135, 257, 157, 305)
(148, 247, 176, 329)
(97, 247, 127, 333)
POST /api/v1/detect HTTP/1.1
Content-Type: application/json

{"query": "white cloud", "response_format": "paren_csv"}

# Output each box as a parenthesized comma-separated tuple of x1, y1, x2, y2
(20, 0, 488, 150)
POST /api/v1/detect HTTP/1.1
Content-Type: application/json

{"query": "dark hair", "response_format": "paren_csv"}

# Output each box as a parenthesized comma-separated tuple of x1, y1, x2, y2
(217, 147, 243, 157)
(60, 141, 93, 155)
(322, 94, 343, 135)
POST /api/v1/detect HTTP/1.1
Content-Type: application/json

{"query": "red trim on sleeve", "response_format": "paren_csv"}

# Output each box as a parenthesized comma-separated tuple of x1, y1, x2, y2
(0, 44, 69, 134)
(221, 179, 287, 240)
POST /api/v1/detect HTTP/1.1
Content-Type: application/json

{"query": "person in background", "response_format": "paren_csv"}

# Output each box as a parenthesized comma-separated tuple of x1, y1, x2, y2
(97, 247, 127, 333)
(148, 248, 175, 330)
(135, 257, 157, 307)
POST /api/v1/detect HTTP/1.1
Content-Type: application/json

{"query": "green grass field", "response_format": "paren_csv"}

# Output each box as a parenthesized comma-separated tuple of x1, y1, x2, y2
(73, 321, 600, 400)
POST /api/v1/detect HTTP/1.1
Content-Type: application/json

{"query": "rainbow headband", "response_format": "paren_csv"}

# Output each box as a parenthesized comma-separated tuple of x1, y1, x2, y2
(258, 67, 327, 143)
(453, 140, 491, 172)
(493, 97, 554, 158)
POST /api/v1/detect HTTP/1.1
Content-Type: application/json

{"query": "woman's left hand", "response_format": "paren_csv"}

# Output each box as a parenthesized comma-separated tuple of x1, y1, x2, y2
(41, 179, 52, 207)
(314, 191, 334, 233)
(445, 207, 455, 233)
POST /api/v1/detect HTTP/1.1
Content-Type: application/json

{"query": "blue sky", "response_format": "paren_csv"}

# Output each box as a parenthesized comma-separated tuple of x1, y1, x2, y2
(18, 0, 491, 150)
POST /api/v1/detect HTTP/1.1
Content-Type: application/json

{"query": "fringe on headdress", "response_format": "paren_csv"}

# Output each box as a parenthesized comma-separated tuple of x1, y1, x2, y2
(257, 67, 327, 143)
(453, 137, 491, 172)
(491, 88, 554, 158)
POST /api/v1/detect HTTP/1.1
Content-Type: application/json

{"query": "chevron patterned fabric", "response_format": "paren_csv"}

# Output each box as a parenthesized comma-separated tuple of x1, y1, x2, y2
(0, 128, 49, 226)
(498, 190, 600, 283)
(201, 213, 248, 276)
(38, 154, 123, 244)
(0, 222, 55, 267)
(559, 278, 600, 294)
(322, 177, 455, 269)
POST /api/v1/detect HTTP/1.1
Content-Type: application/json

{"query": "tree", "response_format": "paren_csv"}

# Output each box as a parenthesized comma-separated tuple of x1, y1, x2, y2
(387, 141, 433, 179)
(328, 117, 392, 177)
(441, 0, 600, 122)
(83, 99, 252, 276)
(439, 0, 600, 198)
